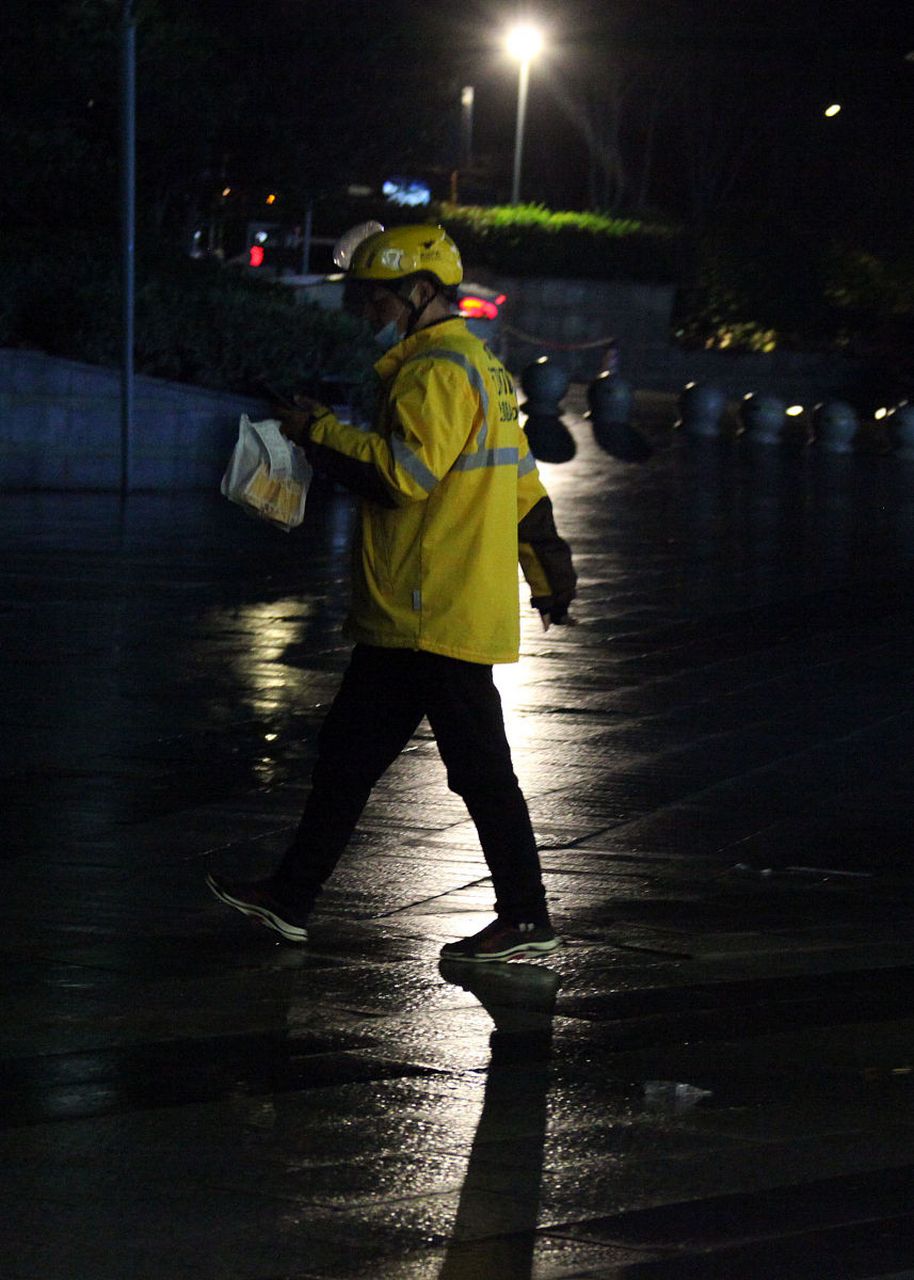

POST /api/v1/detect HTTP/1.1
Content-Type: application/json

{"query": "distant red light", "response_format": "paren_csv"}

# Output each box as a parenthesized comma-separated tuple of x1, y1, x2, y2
(459, 295, 499, 321)
(249, 244, 265, 267)
(495, 294, 507, 305)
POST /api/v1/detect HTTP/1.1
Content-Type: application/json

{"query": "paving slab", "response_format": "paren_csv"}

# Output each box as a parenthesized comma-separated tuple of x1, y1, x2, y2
(4, 392, 914, 1277)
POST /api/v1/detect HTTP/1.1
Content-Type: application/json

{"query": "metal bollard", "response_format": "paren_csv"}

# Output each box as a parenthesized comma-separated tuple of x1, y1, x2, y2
(519, 357, 575, 463)
(676, 382, 727, 438)
(812, 400, 859, 454)
(739, 393, 787, 445)
(586, 373, 651, 462)
(587, 371, 634, 425)
(520, 356, 569, 417)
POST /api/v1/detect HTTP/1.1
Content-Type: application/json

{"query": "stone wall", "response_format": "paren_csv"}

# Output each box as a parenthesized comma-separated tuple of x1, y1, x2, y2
(494, 275, 674, 382)
(289, 269, 868, 404)
(489, 274, 866, 403)
(1, 280, 873, 492)
(0, 348, 269, 491)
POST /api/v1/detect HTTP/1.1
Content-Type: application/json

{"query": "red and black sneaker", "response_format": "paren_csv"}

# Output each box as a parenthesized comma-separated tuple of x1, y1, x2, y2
(440, 918, 560, 963)
(205, 874, 309, 943)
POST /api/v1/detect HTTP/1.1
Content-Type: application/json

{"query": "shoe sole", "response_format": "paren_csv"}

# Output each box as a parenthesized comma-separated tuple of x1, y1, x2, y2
(440, 936, 561, 963)
(205, 875, 309, 943)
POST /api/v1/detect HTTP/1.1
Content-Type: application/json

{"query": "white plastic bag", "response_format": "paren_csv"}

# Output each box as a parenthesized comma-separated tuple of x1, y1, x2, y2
(221, 415, 312, 532)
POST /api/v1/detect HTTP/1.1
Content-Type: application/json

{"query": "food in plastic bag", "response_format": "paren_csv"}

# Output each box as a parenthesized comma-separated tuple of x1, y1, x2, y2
(221, 415, 312, 531)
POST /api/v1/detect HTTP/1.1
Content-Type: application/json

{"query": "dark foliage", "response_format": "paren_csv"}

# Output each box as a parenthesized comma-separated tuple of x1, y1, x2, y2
(0, 233, 374, 399)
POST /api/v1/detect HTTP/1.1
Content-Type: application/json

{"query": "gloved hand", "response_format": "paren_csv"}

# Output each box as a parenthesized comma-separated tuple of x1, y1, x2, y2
(532, 594, 576, 631)
(276, 395, 330, 446)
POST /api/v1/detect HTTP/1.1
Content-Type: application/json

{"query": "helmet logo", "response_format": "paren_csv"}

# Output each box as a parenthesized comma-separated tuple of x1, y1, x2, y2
(380, 248, 404, 271)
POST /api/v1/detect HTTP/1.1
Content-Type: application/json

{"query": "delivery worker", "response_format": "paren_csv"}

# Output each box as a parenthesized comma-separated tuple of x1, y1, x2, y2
(207, 223, 576, 962)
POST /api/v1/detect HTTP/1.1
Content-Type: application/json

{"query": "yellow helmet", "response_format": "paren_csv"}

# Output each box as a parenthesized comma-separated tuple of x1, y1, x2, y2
(337, 223, 463, 287)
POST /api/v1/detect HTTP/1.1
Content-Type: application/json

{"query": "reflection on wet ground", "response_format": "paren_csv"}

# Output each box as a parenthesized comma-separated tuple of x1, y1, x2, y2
(4, 391, 914, 1276)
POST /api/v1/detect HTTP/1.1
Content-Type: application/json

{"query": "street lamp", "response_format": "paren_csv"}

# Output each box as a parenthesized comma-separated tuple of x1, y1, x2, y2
(506, 22, 543, 204)
(461, 85, 475, 171)
(120, 0, 137, 497)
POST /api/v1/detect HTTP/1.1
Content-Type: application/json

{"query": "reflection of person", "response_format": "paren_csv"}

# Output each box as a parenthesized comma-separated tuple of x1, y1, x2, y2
(437, 961, 560, 1276)
(207, 223, 575, 962)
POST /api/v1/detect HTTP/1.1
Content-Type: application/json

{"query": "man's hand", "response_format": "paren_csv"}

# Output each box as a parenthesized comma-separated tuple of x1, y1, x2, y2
(276, 408, 312, 445)
(533, 594, 576, 632)
(276, 395, 330, 446)
(539, 609, 577, 631)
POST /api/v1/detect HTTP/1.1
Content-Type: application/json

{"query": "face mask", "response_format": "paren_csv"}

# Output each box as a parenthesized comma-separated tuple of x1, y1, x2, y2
(372, 319, 402, 351)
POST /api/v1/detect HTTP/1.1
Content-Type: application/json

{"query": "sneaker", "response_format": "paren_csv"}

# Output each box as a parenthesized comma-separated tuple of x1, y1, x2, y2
(439, 919, 560, 963)
(205, 873, 309, 943)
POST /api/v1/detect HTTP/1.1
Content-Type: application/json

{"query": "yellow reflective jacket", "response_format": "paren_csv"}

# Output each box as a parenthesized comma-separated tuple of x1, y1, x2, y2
(307, 317, 575, 665)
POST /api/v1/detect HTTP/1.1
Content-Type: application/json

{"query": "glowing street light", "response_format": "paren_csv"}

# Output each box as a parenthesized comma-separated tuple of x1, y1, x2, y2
(824, 103, 842, 117)
(506, 21, 543, 63)
(506, 22, 544, 204)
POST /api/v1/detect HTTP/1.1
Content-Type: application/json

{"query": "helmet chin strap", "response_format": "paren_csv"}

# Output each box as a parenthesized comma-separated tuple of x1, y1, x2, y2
(399, 283, 437, 337)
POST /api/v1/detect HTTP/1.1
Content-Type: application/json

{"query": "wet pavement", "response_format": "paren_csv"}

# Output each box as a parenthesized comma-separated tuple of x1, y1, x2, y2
(4, 390, 914, 1278)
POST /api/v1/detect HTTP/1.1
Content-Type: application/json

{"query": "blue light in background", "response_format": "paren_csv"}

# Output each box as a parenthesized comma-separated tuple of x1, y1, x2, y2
(383, 177, 432, 207)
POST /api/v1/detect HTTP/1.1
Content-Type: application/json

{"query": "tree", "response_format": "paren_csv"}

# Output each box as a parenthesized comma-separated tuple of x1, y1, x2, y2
(0, 0, 459, 248)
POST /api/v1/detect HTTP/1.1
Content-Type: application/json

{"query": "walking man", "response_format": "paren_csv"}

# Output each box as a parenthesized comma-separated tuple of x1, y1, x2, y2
(207, 223, 576, 961)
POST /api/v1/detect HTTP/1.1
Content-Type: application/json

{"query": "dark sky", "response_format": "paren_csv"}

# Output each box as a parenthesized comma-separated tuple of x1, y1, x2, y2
(12, 0, 912, 251)
(420, 0, 914, 234)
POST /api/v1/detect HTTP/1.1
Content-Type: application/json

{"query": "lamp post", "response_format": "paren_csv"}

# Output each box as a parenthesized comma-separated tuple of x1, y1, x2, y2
(506, 22, 543, 204)
(120, 0, 136, 498)
(461, 85, 475, 171)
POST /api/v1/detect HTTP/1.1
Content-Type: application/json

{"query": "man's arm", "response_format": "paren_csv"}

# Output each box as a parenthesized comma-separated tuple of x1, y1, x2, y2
(278, 361, 473, 507)
(517, 439, 576, 624)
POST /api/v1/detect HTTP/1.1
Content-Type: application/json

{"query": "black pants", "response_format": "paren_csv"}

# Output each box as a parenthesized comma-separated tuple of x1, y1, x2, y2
(276, 644, 549, 925)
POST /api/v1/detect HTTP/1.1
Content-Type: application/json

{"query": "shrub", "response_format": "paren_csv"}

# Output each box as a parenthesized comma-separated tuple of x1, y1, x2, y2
(673, 229, 914, 353)
(309, 198, 681, 282)
(0, 233, 374, 399)
(673, 226, 840, 352)
(133, 261, 373, 399)
(436, 203, 681, 282)
(823, 246, 914, 323)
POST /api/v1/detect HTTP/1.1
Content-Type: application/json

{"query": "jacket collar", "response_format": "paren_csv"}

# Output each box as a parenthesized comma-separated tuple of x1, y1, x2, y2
(374, 317, 468, 379)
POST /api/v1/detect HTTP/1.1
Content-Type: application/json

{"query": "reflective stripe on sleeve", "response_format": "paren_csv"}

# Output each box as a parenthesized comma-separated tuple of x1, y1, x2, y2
(391, 433, 439, 493)
(517, 450, 537, 477)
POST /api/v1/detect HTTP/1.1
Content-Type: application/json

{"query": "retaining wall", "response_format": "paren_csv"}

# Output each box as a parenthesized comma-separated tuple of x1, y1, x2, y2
(1, 276, 872, 492)
(491, 274, 866, 402)
(0, 348, 269, 491)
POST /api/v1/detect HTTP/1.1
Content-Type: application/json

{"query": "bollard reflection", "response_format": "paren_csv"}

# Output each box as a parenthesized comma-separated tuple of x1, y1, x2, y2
(437, 961, 560, 1280)
(591, 419, 653, 463)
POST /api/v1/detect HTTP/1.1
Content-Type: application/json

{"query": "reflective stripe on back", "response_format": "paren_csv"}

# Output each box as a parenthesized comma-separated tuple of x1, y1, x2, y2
(402, 343, 523, 476)
(452, 447, 520, 471)
(403, 347, 491, 448)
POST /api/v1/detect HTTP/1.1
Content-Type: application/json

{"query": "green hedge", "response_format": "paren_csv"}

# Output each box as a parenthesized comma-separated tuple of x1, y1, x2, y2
(437, 203, 680, 283)
(5, 212, 912, 375)
(0, 234, 374, 400)
(310, 198, 682, 283)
